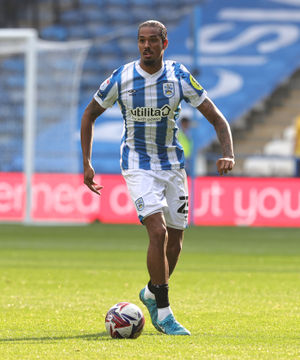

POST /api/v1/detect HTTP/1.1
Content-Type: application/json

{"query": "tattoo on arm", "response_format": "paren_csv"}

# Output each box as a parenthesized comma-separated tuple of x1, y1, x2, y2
(215, 120, 234, 158)
(198, 98, 234, 158)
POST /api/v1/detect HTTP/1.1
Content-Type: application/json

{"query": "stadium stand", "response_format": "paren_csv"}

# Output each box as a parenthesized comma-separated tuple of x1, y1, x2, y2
(0, 0, 300, 175)
(221, 68, 300, 177)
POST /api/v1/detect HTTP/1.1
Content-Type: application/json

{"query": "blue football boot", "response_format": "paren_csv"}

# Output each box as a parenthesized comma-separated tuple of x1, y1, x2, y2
(139, 287, 162, 332)
(156, 314, 191, 335)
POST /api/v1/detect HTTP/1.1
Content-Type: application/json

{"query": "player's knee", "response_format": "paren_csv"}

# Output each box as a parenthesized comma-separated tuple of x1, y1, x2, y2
(149, 222, 167, 246)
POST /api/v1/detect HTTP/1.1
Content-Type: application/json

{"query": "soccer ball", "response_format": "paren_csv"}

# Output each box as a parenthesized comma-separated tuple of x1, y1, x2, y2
(105, 302, 145, 339)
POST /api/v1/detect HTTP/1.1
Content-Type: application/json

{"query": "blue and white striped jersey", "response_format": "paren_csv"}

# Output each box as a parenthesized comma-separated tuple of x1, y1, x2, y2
(94, 60, 207, 171)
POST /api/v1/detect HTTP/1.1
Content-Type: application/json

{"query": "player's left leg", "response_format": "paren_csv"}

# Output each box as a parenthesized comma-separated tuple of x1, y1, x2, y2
(163, 168, 188, 278)
(152, 169, 190, 335)
(166, 227, 184, 277)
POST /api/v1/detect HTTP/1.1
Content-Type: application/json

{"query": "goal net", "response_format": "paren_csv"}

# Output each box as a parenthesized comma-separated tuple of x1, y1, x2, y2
(0, 29, 91, 224)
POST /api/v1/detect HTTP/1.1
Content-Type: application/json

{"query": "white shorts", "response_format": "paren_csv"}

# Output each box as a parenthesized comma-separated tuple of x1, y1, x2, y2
(122, 168, 188, 230)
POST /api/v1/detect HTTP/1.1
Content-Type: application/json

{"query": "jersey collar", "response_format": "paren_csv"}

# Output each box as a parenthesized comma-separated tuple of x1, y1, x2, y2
(135, 60, 165, 79)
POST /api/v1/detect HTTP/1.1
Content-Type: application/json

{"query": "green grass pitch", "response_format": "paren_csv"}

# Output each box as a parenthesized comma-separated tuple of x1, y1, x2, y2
(0, 223, 299, 359)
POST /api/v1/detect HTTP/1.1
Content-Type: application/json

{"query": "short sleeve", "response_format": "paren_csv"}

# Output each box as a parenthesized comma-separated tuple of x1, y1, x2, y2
(179, 64, 207, 108)
(94, 73, 118, 109)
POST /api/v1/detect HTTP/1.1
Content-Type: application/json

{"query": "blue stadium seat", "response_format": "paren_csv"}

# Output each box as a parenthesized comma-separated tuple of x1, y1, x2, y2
(81, 8, 107, 22)
(98, 57, 123, 72)
(83, 50, 123, 74)
(40, 25, 68, 41)
(83, 58, 101, 72)
(85, 23, 110, 38)
(94, 41, 122, 55)
(4, 74, 24, 88)
(81, 73, 102, 89)
(0, 105, 22, 120)
(104, 8, 132, 24)
(61, 9, 84, 24)
(130, 0, 151, 4)
(67, 25, 90, 38)
(118, 41, 138, 58)
(79, 0, 103, 5)
(105, 0, 129, 5)
(1, 58, 24, 72)
(130, 7, 157, 21)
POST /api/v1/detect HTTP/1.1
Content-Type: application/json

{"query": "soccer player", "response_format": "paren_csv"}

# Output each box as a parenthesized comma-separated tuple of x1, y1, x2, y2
(81, 20, 235, 335)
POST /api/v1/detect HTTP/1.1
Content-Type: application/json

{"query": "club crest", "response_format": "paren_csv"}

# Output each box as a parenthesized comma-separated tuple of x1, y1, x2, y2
(163, 82, 175, 98)
(135, 197, 144, 211)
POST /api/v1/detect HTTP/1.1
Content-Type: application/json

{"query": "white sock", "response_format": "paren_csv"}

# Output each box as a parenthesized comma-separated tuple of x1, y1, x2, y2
(157, 306, 173, 321)
(144, 284, 155, 300)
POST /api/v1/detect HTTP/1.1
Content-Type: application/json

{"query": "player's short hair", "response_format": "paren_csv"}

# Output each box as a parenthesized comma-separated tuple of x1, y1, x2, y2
(138, 20, 167, 43)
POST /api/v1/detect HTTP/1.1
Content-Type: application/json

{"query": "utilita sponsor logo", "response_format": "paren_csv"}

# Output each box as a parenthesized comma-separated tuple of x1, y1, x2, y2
(130, 105, 171, 122)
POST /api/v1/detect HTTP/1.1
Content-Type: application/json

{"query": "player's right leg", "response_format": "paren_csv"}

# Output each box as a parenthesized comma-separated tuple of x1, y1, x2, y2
(151, 169, 190, 335)
(139, 284, 161, 332)
(122, 170, 166, 331)
(141, 212, 168, 331)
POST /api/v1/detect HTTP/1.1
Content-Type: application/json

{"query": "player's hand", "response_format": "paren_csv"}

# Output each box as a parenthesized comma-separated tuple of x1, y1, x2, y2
(83, 164, 103, 195)
(216, 157, 235, 176)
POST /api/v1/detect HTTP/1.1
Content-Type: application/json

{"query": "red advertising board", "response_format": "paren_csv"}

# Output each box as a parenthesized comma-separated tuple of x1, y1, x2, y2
(0, 172, 26, 221)
(0, 172, 300, 226)
(0, 173, 138, 224)
(192, 177, 300, 227)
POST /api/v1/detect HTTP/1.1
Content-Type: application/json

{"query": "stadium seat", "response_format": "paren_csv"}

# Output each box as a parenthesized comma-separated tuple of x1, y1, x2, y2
(105, 0, 129, 5)
(243, 156, 295, 177)
(85, 23, 110, 38)
(4, 74, 24, 88)
(60, 10, 84, 24)
(104, 7, 132, 24)
(1, 58, 24, 72)
(79, 0, 103, 5)
(81, 8, 107, 22)
(264, 140, 293, 156)
(268, 158, 295, 177)
(130, 0, 153, 4)
(118, 38, 139, 57)
(67, 25, 90, 39)
(0, 104, 23, 118)
(40, 25, 68, 41)
(130, 7, 157, 21)
(93, 41, 122, 56)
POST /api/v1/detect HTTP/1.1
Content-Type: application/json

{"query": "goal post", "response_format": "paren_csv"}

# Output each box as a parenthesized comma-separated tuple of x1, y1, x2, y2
(0, 29, 91, 224)
(24, 30, 37, 225)
(0, 29, 38, 224)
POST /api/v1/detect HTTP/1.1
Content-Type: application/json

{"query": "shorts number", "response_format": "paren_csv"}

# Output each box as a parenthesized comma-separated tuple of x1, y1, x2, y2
(177, 196, 188, 214)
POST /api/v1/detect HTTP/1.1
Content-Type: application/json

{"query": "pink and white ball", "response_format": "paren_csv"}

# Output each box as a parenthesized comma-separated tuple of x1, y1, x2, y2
(105, 302, 145, 339)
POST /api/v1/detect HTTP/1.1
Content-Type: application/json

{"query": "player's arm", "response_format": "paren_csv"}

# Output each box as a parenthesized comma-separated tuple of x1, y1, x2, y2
(197, 97, 235, 175)
(81, 98, 106, 195)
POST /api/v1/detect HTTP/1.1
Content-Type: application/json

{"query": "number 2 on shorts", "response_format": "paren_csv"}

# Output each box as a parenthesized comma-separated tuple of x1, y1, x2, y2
(177, 196, 188, 214)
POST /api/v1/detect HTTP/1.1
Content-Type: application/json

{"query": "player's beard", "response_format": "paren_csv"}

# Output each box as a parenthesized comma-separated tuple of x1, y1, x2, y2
(142, 58, 155, 66)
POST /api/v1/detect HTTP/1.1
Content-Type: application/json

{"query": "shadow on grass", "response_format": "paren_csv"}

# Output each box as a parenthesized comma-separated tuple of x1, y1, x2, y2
(0, 332, 109, 343)
(0, 331, 157, 343)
